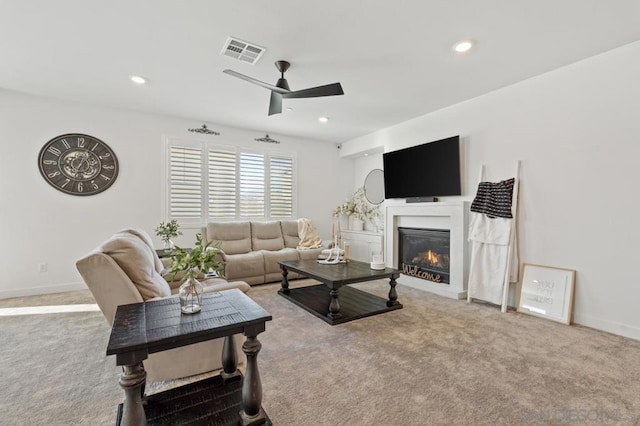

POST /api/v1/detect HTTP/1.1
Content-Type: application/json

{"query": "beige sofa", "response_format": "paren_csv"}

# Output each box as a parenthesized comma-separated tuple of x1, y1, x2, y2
(76, 228, 250, 382)
(201, 220, 323, 285)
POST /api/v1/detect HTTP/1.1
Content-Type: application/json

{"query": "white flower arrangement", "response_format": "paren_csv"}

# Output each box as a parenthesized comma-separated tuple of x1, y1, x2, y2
(333, 187, 380, 222)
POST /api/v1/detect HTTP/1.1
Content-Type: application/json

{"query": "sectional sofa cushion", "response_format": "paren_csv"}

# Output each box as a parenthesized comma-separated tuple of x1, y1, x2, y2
(206, 221, 251, 254)
(251, 221, 285, 251)
(99, 232, 172, 300)
(261, 248, 299, 274)
(223, 251, 265, 282)
(280, 220, 300, 249)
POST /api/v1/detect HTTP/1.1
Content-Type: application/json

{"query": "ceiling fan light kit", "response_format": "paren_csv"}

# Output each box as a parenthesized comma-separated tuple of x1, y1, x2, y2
(223, 60, 344, 116)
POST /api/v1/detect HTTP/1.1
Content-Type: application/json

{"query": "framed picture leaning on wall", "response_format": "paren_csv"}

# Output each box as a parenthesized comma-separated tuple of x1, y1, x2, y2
(517, 263, 576, 325)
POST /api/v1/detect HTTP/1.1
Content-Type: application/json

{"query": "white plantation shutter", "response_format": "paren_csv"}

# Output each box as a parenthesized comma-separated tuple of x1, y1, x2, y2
(166, 139, 295, 222)
(269, 155, 293, 218)
(208, 149, 237, 218)
(169, 146, 203, 220)
(239, 152, 265, 217)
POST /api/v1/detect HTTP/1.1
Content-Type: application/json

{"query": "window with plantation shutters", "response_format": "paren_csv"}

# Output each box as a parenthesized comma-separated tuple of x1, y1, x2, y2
(239, 152, 265, 217)
(208, 149, 237, 219)
(269, 155, 293, 218)
(166, 139, 295, 223)
(169, 145, 203, 220)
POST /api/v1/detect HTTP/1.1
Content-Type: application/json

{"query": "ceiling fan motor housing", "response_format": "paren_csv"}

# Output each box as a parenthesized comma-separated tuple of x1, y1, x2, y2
(276, 78, 290, 91)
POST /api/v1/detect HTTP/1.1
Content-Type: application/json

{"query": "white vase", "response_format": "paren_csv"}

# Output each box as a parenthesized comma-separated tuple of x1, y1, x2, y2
(350, 217, 364, 231)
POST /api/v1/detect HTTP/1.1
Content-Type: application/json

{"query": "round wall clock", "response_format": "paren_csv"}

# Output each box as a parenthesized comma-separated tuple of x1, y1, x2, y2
(38, 133, 119, 196)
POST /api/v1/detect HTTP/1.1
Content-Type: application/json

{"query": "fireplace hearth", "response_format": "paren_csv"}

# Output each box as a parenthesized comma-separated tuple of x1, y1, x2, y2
(398, 228, 450, 284)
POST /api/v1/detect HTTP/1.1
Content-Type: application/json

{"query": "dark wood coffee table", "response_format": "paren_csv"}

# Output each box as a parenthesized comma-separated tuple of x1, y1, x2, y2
(106, 288, 272, 426)
(278, 259, 402, 325)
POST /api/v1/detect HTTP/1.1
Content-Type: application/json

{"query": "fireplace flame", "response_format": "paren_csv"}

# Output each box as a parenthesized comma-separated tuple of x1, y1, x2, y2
(412, 250, 449, 268)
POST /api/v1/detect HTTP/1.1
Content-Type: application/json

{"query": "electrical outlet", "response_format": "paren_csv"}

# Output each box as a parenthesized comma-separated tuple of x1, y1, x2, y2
(38, 263, 47, 273)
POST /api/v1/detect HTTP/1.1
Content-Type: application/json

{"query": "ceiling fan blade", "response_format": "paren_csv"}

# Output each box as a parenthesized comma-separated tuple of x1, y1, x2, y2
(223, 69, 290, 95)
(282, 82, 344, 99)
(268, 92, 282, 116)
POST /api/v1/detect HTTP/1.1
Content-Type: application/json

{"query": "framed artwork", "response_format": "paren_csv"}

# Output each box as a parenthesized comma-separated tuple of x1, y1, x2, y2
(517, 263, 576, 324)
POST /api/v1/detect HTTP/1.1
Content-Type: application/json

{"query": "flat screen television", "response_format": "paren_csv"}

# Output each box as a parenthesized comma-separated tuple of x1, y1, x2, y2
(383, 135, 461, 200)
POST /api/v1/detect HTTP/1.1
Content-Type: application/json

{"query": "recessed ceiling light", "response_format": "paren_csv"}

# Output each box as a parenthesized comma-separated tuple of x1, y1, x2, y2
(318, 116, 329, 123)
(130, 75, 146, 84)
(453, 40, 474, 53)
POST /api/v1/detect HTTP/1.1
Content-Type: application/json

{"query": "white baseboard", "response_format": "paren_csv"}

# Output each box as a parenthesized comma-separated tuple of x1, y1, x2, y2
(0, 282, 87, 300)
(397, 279, 467, 300)
(573, 312, 640, 341)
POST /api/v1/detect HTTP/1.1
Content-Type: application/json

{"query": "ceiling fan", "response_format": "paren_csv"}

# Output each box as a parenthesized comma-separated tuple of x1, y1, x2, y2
(223, 60, 344, 116)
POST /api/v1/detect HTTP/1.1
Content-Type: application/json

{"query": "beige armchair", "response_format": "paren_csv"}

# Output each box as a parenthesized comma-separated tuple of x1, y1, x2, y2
(76, 228, 250, 382)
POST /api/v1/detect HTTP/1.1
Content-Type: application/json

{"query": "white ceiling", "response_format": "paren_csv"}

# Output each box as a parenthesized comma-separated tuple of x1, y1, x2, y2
(1, 1, 639, 143)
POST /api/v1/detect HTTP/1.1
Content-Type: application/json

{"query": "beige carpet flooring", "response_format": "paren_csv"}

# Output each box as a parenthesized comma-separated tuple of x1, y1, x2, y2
(1, 280, 639, 425)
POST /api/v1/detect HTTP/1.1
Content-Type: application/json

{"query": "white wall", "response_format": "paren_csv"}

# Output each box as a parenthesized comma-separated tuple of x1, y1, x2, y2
(343, 41, 640, 340)
(0, 90, 352, 298)
(353, 154, 383, 191)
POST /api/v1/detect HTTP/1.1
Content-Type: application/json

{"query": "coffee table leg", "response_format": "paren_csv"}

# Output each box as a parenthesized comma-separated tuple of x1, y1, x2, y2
(119, 362, 147, 426)
(240, 328, 267, 426)
(328, 288, 342, 319)
(387, 274, 400, 307)
(280, 265, 290, 294)
(221, 335, 241, 383)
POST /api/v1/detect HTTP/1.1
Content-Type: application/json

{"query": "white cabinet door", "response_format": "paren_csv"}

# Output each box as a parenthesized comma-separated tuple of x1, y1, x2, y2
(341, 230, 384, 263)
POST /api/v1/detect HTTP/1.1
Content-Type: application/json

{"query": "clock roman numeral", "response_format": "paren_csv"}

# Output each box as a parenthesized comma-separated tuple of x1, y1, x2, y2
(99, 153, 111, 159)
(103, 165, 114, 170)
(101, 174, 111, 181)
(61, 179, 70, 188)
(91, 180, 99, 190)
(91, 143, 99, 151)
(61, 139, 71, 149)
(47, 147, 61, 156)
(43, 160, 57, 165)
(48, 171, 61, 178)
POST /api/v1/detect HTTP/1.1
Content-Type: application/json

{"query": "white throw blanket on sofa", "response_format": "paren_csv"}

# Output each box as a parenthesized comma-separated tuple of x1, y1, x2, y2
(297, 218, 323, 249)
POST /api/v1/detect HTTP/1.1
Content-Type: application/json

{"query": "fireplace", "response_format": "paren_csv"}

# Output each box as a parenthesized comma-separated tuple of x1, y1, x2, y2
(385, 201, 468, 299)
(398, 228, 450, 284)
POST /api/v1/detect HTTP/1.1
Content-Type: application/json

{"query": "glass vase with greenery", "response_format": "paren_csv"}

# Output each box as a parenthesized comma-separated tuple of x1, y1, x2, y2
(155, 219, 182, 249)
(167, 233, 224, 314)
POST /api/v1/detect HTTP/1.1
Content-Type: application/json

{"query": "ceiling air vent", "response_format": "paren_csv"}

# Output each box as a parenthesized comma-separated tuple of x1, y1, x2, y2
(221, 37, 265, 65)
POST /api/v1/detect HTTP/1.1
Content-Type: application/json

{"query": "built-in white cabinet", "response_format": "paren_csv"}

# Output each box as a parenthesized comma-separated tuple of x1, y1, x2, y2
(341, 230, 384, 263)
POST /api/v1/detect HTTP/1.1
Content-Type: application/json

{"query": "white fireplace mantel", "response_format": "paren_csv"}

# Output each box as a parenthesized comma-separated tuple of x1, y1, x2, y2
(384, 201, 469, 299)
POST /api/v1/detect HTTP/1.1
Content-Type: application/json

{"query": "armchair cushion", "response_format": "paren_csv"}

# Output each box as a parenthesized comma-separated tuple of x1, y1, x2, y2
(119, 228, 165, 274)
(100, 232, 171, 300)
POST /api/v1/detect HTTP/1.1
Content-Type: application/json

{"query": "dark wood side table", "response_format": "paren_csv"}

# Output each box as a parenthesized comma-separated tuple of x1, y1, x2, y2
(106, 289, 272, 425)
